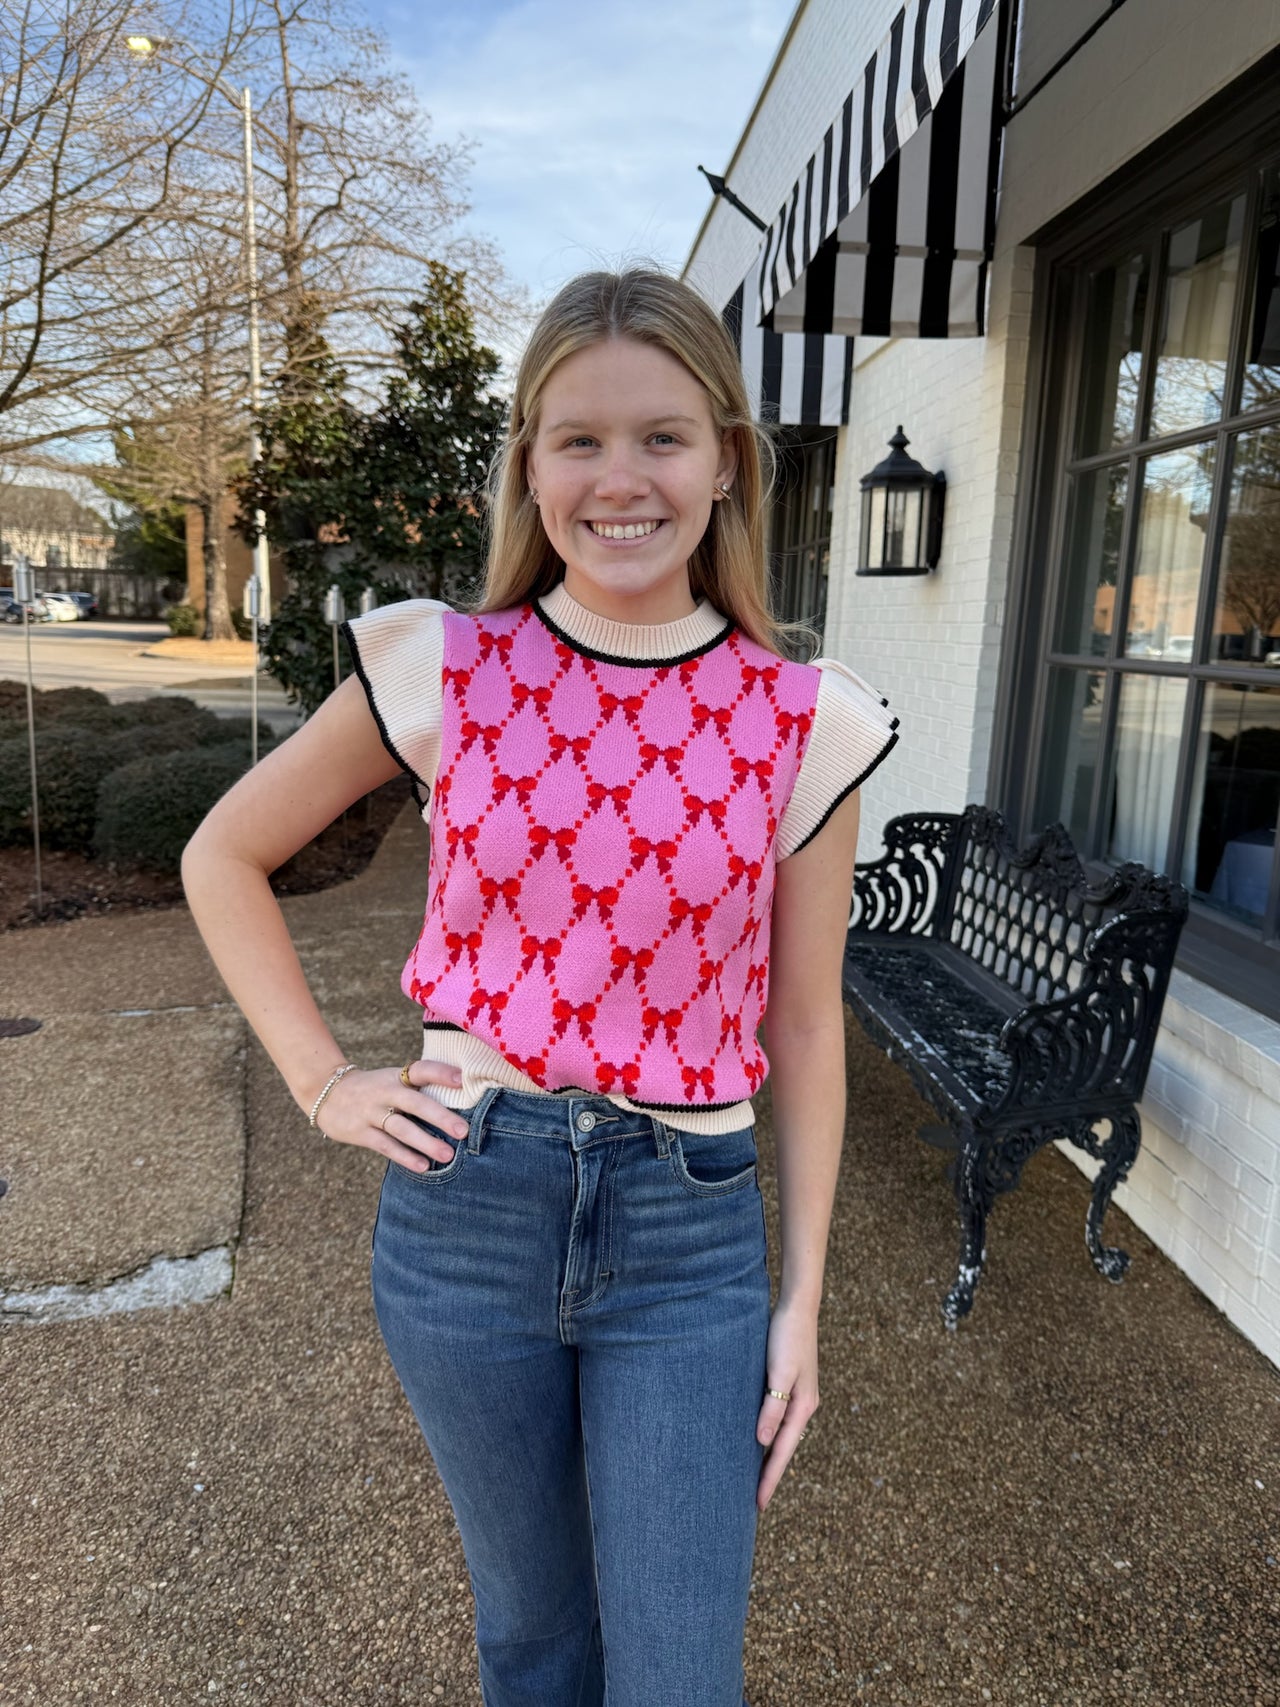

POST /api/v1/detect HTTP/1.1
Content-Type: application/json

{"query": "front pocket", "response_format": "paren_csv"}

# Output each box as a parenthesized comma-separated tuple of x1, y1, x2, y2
(668, 1127, 758, 1196)
(387, 1112, 470, 1184)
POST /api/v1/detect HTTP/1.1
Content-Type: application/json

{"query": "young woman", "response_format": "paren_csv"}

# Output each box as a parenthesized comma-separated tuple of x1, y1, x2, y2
(182, 268, 898, 1707)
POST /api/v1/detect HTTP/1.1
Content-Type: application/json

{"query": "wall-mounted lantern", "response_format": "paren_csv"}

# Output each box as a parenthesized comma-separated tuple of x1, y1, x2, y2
(856, 426, 946, 576)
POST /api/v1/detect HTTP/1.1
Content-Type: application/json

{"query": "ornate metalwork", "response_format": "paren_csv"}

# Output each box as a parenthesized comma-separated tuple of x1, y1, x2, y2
(843, 806, 1189, 1327)
(847, 812, 959, 934)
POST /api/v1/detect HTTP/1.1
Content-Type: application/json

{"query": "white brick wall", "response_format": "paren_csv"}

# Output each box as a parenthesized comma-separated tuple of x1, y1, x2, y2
(1064, 973, 1280, 1369)
(683, 0, 1280, 1369)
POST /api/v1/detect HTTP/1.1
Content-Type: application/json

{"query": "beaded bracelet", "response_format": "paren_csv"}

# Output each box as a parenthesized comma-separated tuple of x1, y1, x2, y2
(309, 1062, 358, 1128)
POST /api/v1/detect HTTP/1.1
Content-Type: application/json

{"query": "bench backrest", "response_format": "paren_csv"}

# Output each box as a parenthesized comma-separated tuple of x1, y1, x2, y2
(850, 806, 1190, 1100)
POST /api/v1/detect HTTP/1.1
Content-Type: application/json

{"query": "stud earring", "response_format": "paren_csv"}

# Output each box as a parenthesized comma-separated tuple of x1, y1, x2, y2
(529, 488, 539, 504)
(713, 483, 732, 499)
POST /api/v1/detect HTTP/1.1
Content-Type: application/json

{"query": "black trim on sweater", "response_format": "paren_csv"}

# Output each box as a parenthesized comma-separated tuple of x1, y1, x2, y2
(785, 727, 901, 857)
(341, 618, 430, 815)
(530, 596, 737, 668)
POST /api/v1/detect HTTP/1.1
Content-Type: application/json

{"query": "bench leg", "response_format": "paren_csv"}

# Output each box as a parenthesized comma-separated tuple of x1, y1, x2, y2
(943, 1129, 990, 1328)
(1083, 1108, 1140, 1283)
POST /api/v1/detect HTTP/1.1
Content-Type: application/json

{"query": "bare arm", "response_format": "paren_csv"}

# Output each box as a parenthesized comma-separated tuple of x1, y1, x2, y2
(180, 675, 469, 1168)
(763, 785, 860, 1310)
(753, 786, 860, 1509)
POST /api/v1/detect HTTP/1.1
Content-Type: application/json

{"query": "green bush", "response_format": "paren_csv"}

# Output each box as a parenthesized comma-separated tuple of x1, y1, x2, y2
(164, 603, 201, 637)
(0, 705, 274, 853)
(0, 725, 108, 852)
(94, 742, 260, 871)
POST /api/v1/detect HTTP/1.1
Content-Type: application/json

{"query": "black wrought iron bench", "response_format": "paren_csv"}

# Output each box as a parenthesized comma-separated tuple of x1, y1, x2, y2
(842, 805, 1189, 1327)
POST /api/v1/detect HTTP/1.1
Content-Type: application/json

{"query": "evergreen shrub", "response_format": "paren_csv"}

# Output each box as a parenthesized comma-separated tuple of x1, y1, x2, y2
(93, 741, 261, 871)
(164, 603, 201, 637)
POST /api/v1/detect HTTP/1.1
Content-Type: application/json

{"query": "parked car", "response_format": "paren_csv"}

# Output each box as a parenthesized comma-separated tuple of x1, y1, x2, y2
(0, 587, 44, 622)
(67, 590, 99, 619)
(40, 592, 81, 622)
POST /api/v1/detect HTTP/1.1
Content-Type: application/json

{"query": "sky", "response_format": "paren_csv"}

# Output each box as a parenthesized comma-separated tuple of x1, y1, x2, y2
(363, 0, 795, 310)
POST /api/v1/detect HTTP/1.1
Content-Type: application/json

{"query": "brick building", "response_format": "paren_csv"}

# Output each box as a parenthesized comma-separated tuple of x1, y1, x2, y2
(686, 0, 1280, 1364)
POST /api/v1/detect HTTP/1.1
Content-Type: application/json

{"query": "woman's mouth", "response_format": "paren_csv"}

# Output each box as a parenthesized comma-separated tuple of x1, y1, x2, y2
(584, 519, 666, 542)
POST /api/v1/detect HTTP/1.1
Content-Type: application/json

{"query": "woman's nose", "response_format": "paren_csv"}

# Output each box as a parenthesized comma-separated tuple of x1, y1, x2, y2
(594, 451, 648, 501)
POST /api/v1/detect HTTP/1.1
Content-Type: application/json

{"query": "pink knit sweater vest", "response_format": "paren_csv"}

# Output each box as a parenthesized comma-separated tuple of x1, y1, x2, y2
(402, 598, 821, 1112)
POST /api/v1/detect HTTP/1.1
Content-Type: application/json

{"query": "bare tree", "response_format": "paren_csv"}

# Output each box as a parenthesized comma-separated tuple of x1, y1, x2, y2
(232, 0, 526, 401)
(0, 0, 255, 457)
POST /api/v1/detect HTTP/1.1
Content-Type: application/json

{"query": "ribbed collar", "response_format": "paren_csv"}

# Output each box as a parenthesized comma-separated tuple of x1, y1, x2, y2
(534, 579, 731, 664)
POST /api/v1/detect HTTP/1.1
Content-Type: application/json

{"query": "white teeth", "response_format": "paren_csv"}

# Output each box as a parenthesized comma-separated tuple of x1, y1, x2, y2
(589, 520, 660, 539)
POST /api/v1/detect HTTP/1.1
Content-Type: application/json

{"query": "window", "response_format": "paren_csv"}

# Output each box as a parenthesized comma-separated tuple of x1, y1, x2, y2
(1023, 149, 1280, 1014)
(769, 429, 836, 652)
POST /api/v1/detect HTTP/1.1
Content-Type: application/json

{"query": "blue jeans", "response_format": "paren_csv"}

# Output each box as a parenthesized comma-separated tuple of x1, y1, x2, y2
(371, 1085, 771, 1707)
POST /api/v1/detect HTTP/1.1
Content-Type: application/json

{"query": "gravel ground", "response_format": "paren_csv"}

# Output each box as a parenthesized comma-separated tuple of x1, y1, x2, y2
(1, 807, 1277, 1706)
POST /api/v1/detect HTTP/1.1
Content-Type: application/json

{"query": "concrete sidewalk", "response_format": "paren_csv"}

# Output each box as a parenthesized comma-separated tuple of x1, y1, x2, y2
(0, 804, 1276, 1704)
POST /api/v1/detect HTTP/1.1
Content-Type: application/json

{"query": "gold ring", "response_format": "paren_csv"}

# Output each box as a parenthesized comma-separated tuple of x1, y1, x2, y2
(379, 1107, 396, 1134)
(767, 1388, 791, 1402)
(399, 1062, 415, 1088)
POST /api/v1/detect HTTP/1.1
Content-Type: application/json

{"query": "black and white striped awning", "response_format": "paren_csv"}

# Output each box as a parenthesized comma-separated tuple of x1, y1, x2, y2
(747, 0, 1005, 341)
(722, 255, 853, 427)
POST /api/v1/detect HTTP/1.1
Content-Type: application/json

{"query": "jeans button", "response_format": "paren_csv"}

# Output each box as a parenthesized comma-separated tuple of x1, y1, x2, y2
(576, 1111, 596, 1131)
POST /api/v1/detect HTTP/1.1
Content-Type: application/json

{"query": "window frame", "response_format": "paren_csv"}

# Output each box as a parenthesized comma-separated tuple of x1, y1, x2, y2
(993, 50, 1280, 1022)
(768, 426, 838, 649)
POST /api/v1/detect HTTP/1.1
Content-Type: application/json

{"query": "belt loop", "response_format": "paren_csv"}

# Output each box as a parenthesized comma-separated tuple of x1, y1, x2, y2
(650, 1116, 672, 1160)
(465, 1086, 501, 1155)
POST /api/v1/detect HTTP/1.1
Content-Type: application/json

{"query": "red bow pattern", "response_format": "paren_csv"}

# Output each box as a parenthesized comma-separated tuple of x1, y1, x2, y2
(404, 603, 820, 1107)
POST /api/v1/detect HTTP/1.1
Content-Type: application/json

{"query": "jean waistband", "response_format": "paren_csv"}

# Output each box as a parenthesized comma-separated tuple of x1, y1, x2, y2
(450, 1085, 689, 1157)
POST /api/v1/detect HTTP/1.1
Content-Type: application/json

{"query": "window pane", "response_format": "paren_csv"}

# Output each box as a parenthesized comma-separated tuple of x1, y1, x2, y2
(1212, 424, 1280, 668)
(1149, 195, 1246, 439)
(1074, 253, 1148, 455)
(1241, 165, 1280, 414)
(1182, 682, 1280, 925)
(1105, 673, 1187, 872)
(1034, 668, 1104, 847)
(1053, 466, 1127, 656)
(1126, 443, 1215, 660)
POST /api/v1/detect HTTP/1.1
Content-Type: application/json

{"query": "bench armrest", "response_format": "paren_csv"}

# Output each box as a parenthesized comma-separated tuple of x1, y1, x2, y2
(988, 901, 1187, 1117)
(849, 811, 961, 935)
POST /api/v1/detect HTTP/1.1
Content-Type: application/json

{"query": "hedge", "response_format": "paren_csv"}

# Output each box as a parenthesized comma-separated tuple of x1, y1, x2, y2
(0, 709, 275, 855)
(93, 742, 260, 871)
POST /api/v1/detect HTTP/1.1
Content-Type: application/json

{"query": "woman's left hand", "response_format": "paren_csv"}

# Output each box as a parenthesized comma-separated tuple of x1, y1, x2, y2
(755, 1295, 820, 1510)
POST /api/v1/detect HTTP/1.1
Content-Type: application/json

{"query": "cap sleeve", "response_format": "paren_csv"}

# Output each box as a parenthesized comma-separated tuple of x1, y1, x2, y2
(775, 657, 900, 858)
(341, 597, 451, 810)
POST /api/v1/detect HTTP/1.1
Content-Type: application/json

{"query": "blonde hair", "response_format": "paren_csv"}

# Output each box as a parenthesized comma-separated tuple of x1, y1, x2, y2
(471, 267, 821, 660)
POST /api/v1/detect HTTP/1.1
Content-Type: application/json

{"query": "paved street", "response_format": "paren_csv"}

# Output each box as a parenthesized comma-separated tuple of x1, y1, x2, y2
(0, 620, 304, 734)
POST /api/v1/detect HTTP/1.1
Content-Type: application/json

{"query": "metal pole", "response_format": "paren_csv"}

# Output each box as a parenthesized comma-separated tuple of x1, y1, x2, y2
(242, 86, 272, 624)
(244, 574, 261, 766)
(14, 556, 42, 914)
(324, 584, 345, 696)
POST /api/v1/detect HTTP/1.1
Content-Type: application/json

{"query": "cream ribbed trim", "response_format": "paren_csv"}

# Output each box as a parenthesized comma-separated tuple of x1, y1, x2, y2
(775, 657, 900, 858)
(537, 580, 729, 659)
(419, 1027, 756, 1136)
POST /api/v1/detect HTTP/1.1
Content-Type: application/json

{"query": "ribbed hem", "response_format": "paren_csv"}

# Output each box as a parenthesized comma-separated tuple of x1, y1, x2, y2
(417, 1025, 756, 1136)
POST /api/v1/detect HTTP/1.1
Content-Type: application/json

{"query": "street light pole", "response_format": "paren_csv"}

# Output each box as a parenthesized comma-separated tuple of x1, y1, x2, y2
(240, 84, 272, 626)
(126, 38, 272, 625)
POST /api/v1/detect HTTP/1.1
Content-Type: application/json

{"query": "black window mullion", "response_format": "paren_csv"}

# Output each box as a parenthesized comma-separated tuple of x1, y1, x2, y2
(1084, 666, 1122, 861)
(1162, 672, 1202, 891)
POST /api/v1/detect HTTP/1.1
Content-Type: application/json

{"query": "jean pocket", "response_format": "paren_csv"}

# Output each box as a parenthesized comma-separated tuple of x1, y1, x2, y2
(387, 1110, 470, 1184)
(668, 1125, 758, 1196)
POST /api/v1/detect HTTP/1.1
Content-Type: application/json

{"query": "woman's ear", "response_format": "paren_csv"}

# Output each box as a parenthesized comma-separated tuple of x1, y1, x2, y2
(715, 428, 741, 494)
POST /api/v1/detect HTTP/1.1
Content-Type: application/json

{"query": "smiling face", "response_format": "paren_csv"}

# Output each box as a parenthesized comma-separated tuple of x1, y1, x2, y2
(524, 335, 739, 624)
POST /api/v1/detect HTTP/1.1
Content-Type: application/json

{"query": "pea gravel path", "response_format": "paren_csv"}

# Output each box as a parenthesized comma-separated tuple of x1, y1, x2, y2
(1, 805, 1277, 1706)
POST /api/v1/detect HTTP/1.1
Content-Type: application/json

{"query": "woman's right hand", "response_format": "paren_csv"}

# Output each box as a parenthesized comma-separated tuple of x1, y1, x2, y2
(313, 1058, 471, 1171)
